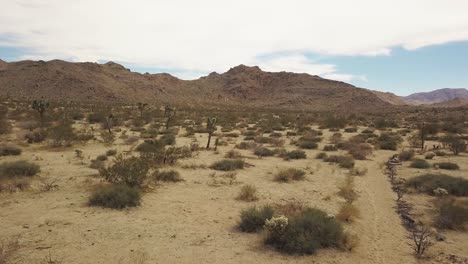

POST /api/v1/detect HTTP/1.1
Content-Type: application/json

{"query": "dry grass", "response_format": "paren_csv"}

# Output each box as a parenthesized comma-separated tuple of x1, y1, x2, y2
(337, 203, 360, 223)
(236, 184, 259, 202)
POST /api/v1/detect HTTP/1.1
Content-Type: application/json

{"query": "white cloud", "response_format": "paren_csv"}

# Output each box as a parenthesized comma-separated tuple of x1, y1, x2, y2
(1, 0, 468, 81)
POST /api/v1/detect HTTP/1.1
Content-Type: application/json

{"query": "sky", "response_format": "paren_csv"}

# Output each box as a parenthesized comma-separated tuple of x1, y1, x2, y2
(1, 0, 468, 96)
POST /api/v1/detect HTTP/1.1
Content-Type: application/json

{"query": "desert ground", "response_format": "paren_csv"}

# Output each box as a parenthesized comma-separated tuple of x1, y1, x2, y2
(0, 103, 467, 264)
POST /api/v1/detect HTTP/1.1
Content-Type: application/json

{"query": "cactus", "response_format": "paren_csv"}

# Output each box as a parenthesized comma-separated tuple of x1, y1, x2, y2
(137, 102, 148, 120)
(31, 99, 49, 127)
(164, 106, 176, 130)
(206, 117, 217, 149)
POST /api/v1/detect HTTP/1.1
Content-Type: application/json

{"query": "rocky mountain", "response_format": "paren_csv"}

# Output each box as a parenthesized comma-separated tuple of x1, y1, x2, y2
(0, 59, 394, 112)
(370, 90, 408, 105)
(404, 88, 468, 105)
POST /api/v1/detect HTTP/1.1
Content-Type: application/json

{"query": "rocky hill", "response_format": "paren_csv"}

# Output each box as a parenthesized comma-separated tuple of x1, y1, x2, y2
(0, 59, 394, 112)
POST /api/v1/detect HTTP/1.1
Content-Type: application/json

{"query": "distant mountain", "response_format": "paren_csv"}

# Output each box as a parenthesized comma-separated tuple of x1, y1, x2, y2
(404, 88, 468, 105)
(0, 59, 393, 112)
(427, 97, 468, 108)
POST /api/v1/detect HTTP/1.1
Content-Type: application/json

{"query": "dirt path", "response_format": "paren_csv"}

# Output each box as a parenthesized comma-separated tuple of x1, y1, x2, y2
(354, 151, 416, 264)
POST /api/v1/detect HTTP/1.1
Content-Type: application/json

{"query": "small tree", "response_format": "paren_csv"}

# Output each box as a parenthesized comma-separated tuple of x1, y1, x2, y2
(31, 100, 49, 127)
(206, 117, 217, 149)
(164, 106, 176, 130)
(419, 122, 426, 151)
(408, 225, 433, 258)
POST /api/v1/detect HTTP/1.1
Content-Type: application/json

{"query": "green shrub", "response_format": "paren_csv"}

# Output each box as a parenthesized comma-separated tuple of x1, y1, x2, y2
(434, 162, 459, 170)
(99, 155, 149, 187)
(399, 150, 415, 161)
(0, 161, 40, 179)
(286, 150, 306, 160)
(435, 199, 468, 230)
(0, 145, 22, 156)
(376, 133, 402, 150)
(410, 159, 430, 169)
(210, 159, 245, 171)
(89, 184, 141, 209)
(264, 207, 344, 255)
(405, 174, 468, 196)
(253, 147, 274, 157)
(274, 168, 306, 182)
(239, 205, 274, 233)
(152, 170, 183, 182)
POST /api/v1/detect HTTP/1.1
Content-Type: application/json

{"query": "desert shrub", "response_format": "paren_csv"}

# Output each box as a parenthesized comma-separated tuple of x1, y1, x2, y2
(87, 112, 107, 124)
(255, 136, 273, 144)
(338, 156, 355, 168)
(239, 205, 274, 232)
(348, 143, 372, 160)
(338, 176, 358, 202)
(405, 174, 468, 196)
(236, 184, 258, 201)
(316, 152, 328, 159)
(270, 132, 282, 138)
(254, 146, 274, 157)
(159, 133, 176, 145)
(99, 155, 149, 187)
(96, 154, 108, 161)
(361, 128, 374, 134)
(410, 159, 430, 169)
(88, 184, 141, 209)
(106, 149, 117, 156)
(274, 168, 306, 182)
(264, 207, 344, 255)
(286, 150, 306, 160)
(435, 150, 447, 156)
(25, 129, 47, 143)
(424, 152, 435, 160)
(434, 162, 459, 170)
(286, 131, 297, 136)
(0, 161, 40, 179)
(344, 127, 358, 133)
(376, 132, 402, 150)
(152, 169, 183, 182)
(90, 159, 106, 170)
(243, 136, 255, 141)
(47, 121, 76, 147)
(0, 178, 31, 192)
(210, 159, 245, 171)
(324, 116, 347, 129)
(442, 135, 467, 155)
(243, 130, 257, 137)
(225, 149, 242, 159)
(323, 145, 337, 151)
(399, 149, 415, 161)
(136, 141, 163, 153)
(100, 131, 115, 145)
(435, 198, 468, 230)
(298, 140, 318, 149)
(236, 141, 257, 150)
(0, 145, 22, 156)
(337, 203, 360, 223)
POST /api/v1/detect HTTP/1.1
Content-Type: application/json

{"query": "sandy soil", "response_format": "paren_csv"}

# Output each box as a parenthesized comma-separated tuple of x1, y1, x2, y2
(1, 128, 466, 264)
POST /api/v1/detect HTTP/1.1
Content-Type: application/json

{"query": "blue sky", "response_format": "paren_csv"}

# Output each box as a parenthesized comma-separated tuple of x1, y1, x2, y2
(2, 0, 468, 96)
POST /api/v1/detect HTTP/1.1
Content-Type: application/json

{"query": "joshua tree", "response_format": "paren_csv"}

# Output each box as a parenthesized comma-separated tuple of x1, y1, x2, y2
(206, 117, 217, 149)
(137, 102, 148, 120)
(32, 99, 49, 127)
(164, 106, 176, 130)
